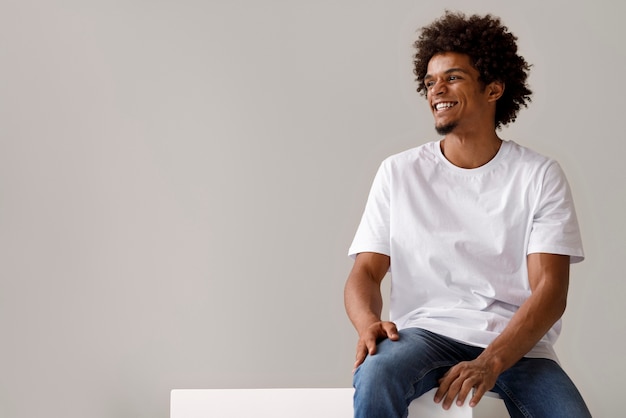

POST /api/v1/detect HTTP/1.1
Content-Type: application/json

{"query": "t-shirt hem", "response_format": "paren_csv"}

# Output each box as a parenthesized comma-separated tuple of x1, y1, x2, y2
(399, 325, 559, 363)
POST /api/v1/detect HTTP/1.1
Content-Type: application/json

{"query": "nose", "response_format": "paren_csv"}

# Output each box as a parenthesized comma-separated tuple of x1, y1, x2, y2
(429, 79, 446, 96)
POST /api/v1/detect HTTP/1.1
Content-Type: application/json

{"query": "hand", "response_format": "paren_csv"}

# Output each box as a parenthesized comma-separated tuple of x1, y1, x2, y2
(353, 321, 399, 371)
(434, 357, 499, 410)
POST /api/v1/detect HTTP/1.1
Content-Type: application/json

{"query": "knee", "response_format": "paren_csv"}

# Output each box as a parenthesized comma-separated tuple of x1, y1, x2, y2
(353, 329, 428, 389)
(352, 351, 409, 415)
(354, 353, 395, 389)
(353, 342, 408, 395)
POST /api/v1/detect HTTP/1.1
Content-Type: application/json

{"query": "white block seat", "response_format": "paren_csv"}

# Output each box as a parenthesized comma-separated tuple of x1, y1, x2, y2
(170, 387, 509, 418)
(170, 388, 353, 418)
(409, 388, 508, 417)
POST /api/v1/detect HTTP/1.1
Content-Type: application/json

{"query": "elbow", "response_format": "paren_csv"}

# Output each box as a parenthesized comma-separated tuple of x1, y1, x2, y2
(558, 296, 568, 318)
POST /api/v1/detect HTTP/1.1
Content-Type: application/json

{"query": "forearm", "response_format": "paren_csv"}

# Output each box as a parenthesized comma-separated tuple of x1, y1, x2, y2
(479, 253, 570, 374)
(435, 254, 571, 409)
(478, 282, 567, 374)
(344, 253, 395, 367)
(343, 252, 390, 335)
(344, 271, 384, 334)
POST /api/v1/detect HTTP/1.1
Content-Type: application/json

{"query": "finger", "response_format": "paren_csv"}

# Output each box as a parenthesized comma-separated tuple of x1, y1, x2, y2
(383, 322, 400, 340)
(354, 339, 366, 358)
(455, 379, 475, 407)
(469, 386, 486, 408)
(434, 365, 458, 400)
(365, 337, 378, 356)
(433, 386, 445, 404)
(356, 336, 377, 359)
(353, 341, 368, 371)
(441, 376, 464, 410)
(442, 386, 459, 410)
(388, 329, 399, 340)
(434, 370, 454, 404)
(353, 350, 366, 370)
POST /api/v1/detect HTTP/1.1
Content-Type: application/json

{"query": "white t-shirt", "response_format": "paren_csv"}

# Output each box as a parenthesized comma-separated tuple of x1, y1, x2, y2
(348, 140, 584, 361)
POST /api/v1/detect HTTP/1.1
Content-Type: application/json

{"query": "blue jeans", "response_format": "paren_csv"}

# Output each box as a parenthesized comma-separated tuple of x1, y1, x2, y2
(353, 328, 591, 418)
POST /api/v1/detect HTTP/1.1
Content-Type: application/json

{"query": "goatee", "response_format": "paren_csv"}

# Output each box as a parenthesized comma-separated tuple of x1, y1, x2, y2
(435, 122, 457, 136)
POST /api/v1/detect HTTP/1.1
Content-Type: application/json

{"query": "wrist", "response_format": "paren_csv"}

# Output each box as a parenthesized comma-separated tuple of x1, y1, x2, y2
(477, 350, 507, 376)
(356, 317, 382, 336)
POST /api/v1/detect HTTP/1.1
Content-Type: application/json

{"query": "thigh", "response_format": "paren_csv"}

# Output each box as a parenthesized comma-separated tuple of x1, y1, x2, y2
(494, 358, 592, 418)
(354, 328, 480, 401)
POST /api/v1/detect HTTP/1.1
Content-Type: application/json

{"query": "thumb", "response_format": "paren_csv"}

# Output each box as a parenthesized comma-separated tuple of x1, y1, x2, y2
(384, 322, 400, 340)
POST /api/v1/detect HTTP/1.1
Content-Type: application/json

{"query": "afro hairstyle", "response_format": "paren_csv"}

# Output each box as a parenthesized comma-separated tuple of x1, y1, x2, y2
(413, 11, 532, 128)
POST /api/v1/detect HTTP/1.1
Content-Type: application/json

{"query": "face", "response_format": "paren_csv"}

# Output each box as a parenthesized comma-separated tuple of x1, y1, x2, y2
(424, 52, 502, 135)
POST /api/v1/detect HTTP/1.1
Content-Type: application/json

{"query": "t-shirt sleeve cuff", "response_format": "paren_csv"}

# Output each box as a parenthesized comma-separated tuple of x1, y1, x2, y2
(348, 244, 390, 260)
(527, 246, 585, 264)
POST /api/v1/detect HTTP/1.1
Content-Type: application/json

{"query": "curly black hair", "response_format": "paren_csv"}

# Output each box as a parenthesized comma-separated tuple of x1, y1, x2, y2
(413, 11, 532, 128)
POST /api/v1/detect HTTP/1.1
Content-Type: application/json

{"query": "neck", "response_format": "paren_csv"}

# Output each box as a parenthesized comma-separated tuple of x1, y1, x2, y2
(440, 132, 502, 169)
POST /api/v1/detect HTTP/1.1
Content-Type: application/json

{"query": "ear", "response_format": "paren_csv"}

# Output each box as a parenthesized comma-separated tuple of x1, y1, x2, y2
(486, 81, 505, 102)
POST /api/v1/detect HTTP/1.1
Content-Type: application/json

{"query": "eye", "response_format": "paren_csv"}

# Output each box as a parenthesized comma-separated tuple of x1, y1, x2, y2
(425, 80, 435, 88)
(448, 75, 460, 82)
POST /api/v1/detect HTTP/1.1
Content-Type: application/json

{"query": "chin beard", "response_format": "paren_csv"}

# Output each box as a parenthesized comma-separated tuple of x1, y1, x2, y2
(435, 122, 457, 136)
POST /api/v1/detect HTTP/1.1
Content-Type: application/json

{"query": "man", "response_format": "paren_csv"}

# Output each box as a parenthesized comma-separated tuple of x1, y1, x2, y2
(344, 11, 592, 418)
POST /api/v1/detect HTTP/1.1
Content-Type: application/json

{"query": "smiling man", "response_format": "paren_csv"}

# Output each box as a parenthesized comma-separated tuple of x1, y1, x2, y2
(344, 11, 592, 418)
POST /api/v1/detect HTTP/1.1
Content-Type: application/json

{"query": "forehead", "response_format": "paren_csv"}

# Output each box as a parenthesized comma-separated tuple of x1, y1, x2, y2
(425, 52, 478, 77)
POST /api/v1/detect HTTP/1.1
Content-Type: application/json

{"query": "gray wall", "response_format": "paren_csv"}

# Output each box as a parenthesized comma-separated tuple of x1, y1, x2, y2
(1, 1, 623, 417)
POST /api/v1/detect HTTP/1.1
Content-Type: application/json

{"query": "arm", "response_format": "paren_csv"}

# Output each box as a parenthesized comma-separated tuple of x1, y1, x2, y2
(344, 252, 398, 371)
(435, 252, 570, 409)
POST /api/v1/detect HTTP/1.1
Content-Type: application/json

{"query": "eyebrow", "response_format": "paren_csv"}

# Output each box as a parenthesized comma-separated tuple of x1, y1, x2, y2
(424, 67, 471, 80)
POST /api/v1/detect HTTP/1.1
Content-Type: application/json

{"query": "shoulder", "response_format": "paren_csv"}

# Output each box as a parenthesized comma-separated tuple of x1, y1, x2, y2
(506, 140, 549, 162)
(504, 141, 560, 174)
(380, 140, 439, 170)
(503, 142, 572, 196)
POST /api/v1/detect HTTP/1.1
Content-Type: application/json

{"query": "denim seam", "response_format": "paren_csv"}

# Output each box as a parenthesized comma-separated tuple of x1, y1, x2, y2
(403, 360, 457, 402)
(495, 380, 532, 418)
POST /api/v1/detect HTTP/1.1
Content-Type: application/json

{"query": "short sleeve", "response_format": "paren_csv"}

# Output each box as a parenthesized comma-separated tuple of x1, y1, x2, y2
(527, 161, 584, 263)
(348, 161, 391, 259)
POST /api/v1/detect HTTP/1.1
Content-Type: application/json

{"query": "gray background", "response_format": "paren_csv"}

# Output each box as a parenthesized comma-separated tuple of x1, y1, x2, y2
(1, 0, 623, 417)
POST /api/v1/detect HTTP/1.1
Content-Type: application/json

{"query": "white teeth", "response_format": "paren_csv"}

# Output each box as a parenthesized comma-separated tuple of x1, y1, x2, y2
(435, 102, 455, 110)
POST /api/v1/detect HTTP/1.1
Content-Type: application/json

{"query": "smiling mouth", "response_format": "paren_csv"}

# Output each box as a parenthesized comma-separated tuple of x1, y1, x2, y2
(433, 102, 457, 111)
